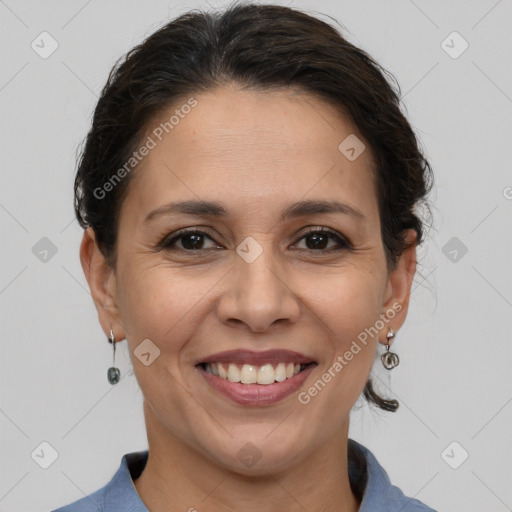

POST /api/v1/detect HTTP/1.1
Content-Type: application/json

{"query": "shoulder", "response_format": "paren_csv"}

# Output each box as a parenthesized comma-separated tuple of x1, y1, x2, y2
(348, 438, 437, 512)
(51, 484, 107, 512)
(51, 451, 149, 512)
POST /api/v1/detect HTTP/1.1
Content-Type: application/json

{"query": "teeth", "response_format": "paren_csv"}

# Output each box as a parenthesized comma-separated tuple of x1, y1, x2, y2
(227, 364, 241, 383)
(240, 364, 257, 384)
(257, 364, 275, 385)
(275, 362, 287, 382)
(218, 363, 227, 379)
(204, 362, 309, 385)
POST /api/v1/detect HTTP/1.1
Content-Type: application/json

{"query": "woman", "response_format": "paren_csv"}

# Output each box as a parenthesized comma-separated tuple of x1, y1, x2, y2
(53, 3, 436, 511)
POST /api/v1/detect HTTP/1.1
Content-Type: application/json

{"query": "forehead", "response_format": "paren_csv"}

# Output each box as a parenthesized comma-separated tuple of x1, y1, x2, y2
(122, 85, 378, 224)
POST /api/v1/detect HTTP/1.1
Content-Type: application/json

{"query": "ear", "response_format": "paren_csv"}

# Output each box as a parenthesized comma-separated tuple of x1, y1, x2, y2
(79, 227, 126, 341)
(378, 229, 418, 345)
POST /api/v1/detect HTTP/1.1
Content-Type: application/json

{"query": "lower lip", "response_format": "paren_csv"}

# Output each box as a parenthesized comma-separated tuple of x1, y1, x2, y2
(196, 364, 317, 406)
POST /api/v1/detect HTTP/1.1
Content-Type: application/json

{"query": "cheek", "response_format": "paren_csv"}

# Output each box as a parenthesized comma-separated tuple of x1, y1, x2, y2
(115, 267, 202, 415)
(297, 284, 380, 420)
(299, 260, 385, 336)
(117, 262, 203, 339)
(306, 268, 382, 387)
(330, 279, 383, 342)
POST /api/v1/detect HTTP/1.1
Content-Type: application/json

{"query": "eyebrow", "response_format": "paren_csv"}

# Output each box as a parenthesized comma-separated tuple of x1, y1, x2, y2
(144, 199, 367, 224)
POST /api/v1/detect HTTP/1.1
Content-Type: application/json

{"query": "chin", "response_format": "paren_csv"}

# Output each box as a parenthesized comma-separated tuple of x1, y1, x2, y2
(205, 432, 309, 476)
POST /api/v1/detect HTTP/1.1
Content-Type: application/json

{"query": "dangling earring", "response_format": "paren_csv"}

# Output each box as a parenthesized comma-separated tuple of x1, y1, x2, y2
(380, 328, 400, 370)
(107, 329, 121, 384)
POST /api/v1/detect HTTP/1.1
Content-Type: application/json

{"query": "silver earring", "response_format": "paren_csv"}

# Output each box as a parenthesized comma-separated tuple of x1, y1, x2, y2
(381, 328, 399, 370)
(107, 329, 121, 384)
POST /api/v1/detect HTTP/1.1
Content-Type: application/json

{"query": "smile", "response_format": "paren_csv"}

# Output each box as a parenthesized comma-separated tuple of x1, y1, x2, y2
(195, 349, 318, 406)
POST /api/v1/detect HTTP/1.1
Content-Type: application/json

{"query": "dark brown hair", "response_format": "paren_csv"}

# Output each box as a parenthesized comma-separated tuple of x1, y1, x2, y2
(74, 3, 433, 412)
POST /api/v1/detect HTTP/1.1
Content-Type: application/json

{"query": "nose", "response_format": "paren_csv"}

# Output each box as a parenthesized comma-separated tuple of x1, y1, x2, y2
(216, 244, 301, 332)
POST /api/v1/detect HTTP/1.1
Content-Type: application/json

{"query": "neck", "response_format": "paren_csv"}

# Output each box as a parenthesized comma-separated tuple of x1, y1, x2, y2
(134, 402, 361, 512)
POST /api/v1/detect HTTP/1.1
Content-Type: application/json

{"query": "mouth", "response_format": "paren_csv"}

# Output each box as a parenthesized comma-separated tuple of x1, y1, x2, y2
(194, 349, 318, 405)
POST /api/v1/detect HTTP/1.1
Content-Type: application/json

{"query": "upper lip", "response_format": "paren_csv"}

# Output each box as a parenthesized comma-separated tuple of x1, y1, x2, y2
(196, 349, 316, 367)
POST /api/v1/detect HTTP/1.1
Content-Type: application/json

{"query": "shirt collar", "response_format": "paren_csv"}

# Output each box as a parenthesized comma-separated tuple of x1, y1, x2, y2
(77, 438, 434, 512)
(348, 439, 435, 510)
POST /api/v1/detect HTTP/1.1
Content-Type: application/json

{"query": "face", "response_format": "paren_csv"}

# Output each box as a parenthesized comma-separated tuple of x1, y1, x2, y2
(82, 84, 416, 474)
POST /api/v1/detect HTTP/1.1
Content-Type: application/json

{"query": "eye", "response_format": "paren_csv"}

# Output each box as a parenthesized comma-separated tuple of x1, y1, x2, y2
(159, 229, 221, 252)
(292, 227, 352, 252)
(158, 226, 352, 254)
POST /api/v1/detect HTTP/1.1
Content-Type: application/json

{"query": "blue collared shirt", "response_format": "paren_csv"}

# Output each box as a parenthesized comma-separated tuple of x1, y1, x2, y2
(52, 439, 437, 511)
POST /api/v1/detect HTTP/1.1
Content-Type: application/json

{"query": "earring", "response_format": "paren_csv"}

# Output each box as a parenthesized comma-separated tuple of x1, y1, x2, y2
(380, 328, 400, 370)
(107, 329, 121, 385)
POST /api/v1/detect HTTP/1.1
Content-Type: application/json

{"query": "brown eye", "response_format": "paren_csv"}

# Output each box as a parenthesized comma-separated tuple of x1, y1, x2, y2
(160, 230, 220, 251)
(293, 228, 352, 252)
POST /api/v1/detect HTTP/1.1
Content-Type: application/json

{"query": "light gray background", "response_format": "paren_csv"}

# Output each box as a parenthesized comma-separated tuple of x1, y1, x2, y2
(1, 1, 511, 511)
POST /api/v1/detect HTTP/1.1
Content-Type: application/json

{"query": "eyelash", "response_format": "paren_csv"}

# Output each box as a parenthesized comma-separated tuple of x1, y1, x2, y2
(158, 226, 353, 254)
